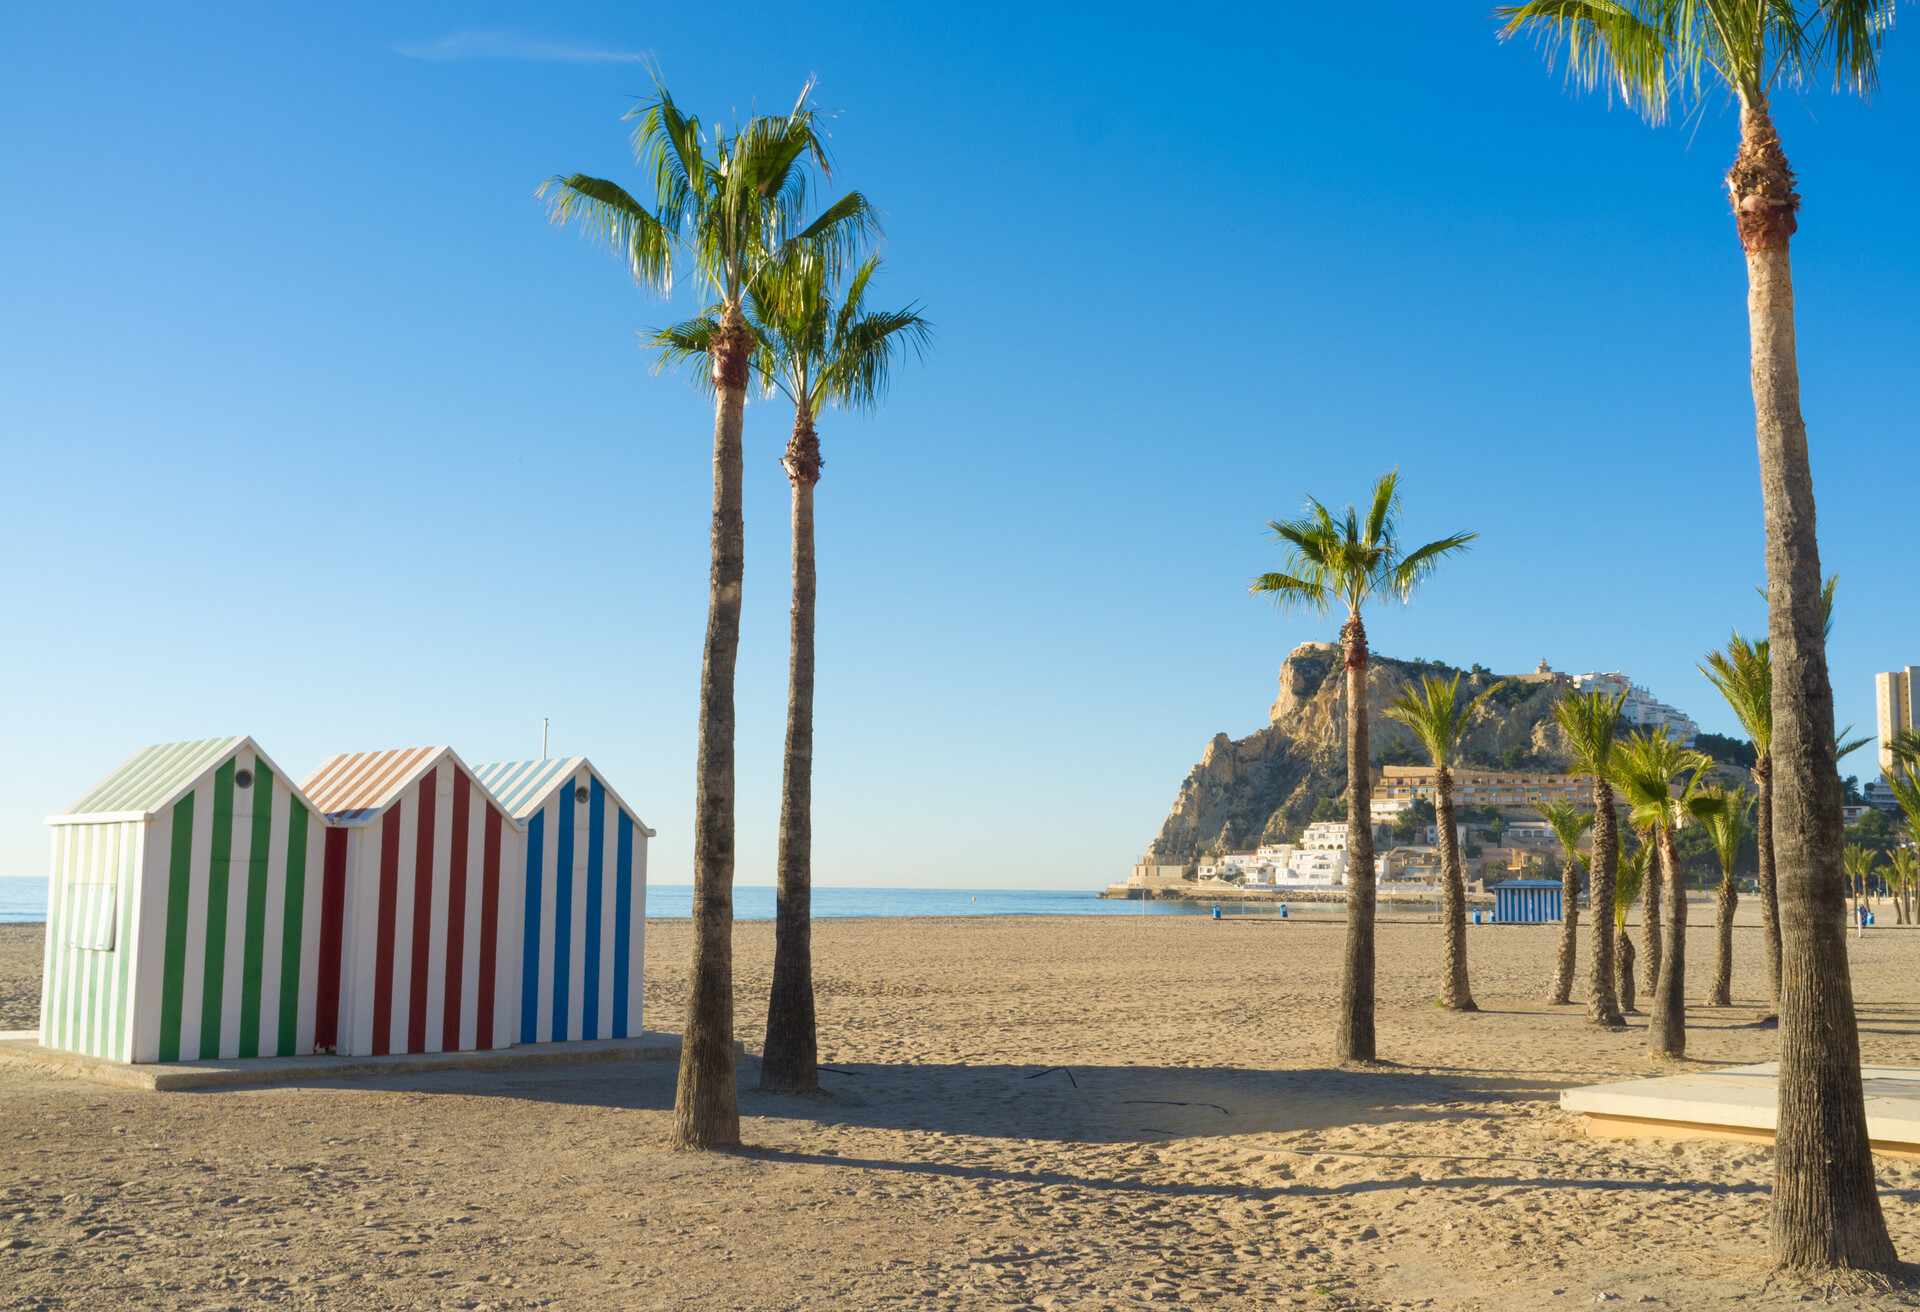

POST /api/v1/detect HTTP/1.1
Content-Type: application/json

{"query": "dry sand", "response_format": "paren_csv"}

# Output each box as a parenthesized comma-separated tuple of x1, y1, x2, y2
(4, 906, 1920, 1310)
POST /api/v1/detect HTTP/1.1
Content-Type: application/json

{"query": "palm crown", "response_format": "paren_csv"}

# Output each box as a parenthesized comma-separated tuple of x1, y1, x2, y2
(539, 77, 876, 312)
(1384, 675, 1504, 771)
(1701, 632, 1772, 757)
(1609, 728, 1714, 834)
(1615, 837, 1651, 924)
(1535, 798, 1594, 863)
(1251, 472, 1475, 617)
(1495, 1, 1892, 121)
(1553, 689, 1628, 780)
(1695, 785, 1753, 877)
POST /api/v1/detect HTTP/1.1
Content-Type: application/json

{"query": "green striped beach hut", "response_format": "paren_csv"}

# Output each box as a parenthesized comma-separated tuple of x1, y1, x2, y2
(42, 737, 334, 1063)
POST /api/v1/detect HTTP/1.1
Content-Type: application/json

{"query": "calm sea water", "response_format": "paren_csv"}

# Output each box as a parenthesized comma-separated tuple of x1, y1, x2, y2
(0, 877, 1270, 924)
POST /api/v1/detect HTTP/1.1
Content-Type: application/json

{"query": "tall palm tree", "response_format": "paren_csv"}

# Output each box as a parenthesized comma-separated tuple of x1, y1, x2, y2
(1614, 834, 1651, 1014)
(1611, 728, 1712, 1060)
(541, 79, 875, 1150)
(1553, 689, 1628, 1026)
(1887, 849, 1917, 927)
(1842, 845, 1879, 923)
(1386, 674, 1503, 1011)
(1537, 799, 1593, 1006)
(658, 255, 930, 1094)
(1701, 633, 1778, 1003)
(1253, 473, 1475, 1062)
(1698, 785, 1754, 1007)
(1496, 2, 1898, 1272)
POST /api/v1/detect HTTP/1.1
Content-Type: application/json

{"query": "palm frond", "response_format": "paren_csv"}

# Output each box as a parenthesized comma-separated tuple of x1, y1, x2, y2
(536, 174, 674, 293)
(1836, 724, 1873, 762)
(1250, 572, 1332, 611)
(1496, 0, 1677, 121)
(1700, 631, 1771, 754)
(1535, 798, 1595, 858)
(1391, 532, 1478, 601)
(1554, 688, 1628, 777)
(644, 313, 723, 393)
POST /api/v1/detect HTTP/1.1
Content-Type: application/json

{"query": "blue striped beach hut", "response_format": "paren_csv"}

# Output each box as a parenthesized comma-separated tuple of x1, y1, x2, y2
(1492, 878, 1563, 925)
(470, 758, 654, 1044)
(42, 737, 334, 1063)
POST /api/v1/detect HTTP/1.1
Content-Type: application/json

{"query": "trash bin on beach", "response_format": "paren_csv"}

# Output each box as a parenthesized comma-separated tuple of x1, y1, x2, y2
(1277, 903, 1288, 919)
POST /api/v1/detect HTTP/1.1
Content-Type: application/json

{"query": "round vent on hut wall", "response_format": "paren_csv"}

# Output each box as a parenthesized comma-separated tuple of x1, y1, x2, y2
(235, 769, 254, 789)
(575, 785, 590, 805)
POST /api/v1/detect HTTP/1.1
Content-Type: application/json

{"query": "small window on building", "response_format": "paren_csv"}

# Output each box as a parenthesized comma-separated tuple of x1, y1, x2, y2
(575, 785, 590, 805)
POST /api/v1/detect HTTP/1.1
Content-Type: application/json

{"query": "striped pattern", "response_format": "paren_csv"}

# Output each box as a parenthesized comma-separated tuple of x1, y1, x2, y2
(303, 747, 443, 825)
(39, 819, 143, 1059)
(333, 756, 523, 1056)
(65, 737, 245, 817)
(43, 742, 331, 1063)
(475, 760, 646, 1044)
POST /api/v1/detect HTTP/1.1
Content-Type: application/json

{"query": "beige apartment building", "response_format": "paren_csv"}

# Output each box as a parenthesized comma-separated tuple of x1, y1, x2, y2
(1877, 667, 1920, 775)
(1376, 764, 1586, 810)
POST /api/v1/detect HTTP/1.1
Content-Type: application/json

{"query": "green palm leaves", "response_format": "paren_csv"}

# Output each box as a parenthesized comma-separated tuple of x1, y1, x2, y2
(1697, 785, 1753, 881)
(539, 76, 876, 311)
(1251, 472, 1475, 616)
(1495, 1, 1893, 116)
(1701, 633, 1771, 758)
(1553, 689, 1628, 779)
(1610, 728, 1713, 834)
(1536, 799, 1593, 863)
(1615, 838, 1650, 928)
(1385, 675, 1503, 771)
(1843, 845, 1880, 900)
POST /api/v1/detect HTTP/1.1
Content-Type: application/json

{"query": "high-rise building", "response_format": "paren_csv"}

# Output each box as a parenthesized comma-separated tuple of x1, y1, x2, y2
(1875, 667, 1920, 775)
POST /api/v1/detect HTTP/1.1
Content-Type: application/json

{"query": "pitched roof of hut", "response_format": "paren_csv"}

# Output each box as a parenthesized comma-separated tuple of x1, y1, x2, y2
(301, 745, 500, 826)
(54, 735, 319, 824)
(470, 757, 653, 835)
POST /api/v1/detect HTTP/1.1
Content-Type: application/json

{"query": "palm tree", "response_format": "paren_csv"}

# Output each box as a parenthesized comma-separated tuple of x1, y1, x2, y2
(659, 255, 930, 1094)
(1698, 786, 1754, 1007)
(1610, 728, 1712, 1060)
(541, 79, 875, 1150)
(1253, 473, 1475, 1062)
(1701, 633, 1778, 1004)
(1614, 835, 1651, 1014)
(1887, 849, 1918, 927)
(1843, 845, 1879, 923)
(1386, 674, 1503, 1011)
(1496, 2, 1898, 1272)
(1536, 799, 1593, 1006)
(1553, 689, 1628, 1026)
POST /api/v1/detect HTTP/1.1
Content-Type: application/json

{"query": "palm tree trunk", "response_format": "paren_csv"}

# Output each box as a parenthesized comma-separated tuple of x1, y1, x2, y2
(1710, 867, 1738, 1007)
(672, 309, 749, 1151)
(1586, 780, 1623, 1025)
(1336, 612, 1377, 1063)
(761, 409, 822, 1093)
(1435, 765, 1474, 1011)
(1754, 757, 1781, 1010)
(1615, 926, 1636, 1014)
(1647, 826, 1687, 1059)
(1549, 851, 1580, 1005)
(1734, 96, 1895, 1272)
(1641, 838, 1662, 998)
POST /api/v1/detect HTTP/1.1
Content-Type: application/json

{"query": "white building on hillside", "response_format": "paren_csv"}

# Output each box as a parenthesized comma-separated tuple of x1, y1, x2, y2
(1569, 671, 1699, 744)
(1302, 821, 1348, 851)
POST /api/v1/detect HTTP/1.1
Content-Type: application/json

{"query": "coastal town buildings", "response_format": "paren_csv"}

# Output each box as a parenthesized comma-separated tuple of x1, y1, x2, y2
(1301, 821, 1348, 850)
(1375, 765, 1586, 810)
(1876, 666, 1920, 775)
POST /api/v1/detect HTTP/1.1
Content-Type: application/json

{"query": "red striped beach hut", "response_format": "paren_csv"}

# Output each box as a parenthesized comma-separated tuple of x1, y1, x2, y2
(301, 747, 525, 1057)
(471, 758, 653, 1045)
(42, 737, 331, 1063)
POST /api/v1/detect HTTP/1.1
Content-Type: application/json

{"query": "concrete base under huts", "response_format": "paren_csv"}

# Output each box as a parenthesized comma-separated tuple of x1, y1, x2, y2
(1562, 1062, 1920, 1158)
(0, 1030, 726, 1092)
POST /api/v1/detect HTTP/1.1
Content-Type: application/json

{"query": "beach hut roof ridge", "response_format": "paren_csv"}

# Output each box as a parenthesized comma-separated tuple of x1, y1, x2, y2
(52, 735, 324, 824)
(302, 744, 519, 828)
(470, 756, 654, 835)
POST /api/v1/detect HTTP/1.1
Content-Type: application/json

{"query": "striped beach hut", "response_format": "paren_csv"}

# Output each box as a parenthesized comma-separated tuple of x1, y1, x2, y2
(42, 737, 332, 1063)
(471, 758, 653, 1045)
(301, 747, 525, 1057)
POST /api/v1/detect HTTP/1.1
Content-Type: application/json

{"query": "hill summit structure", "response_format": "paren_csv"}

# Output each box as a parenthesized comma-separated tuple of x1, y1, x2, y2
(37, 736, 651, 1065)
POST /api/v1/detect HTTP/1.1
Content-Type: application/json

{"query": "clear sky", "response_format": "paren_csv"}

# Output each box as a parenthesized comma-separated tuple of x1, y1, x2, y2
(4, 5, 1916, 887)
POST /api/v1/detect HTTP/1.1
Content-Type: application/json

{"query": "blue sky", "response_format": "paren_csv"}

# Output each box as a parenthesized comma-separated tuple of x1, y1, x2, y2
(3, 4, 1916, 887)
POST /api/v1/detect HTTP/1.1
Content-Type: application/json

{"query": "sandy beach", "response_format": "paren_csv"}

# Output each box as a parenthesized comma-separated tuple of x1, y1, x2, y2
(4, 908, 1920, 1310)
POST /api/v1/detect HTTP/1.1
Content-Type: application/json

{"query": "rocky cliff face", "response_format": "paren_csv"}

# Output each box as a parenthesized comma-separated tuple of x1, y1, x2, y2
(1142, 643, 1578, 864)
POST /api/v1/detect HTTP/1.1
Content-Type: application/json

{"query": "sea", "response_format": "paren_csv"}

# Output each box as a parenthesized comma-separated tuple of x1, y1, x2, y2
(0, 876, 1277, 924)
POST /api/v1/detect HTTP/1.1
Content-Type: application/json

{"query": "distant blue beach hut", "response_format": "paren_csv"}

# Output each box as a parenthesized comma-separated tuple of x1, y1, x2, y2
(470, 758, 654, 1045)
(1492, 879, 1562, 925)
